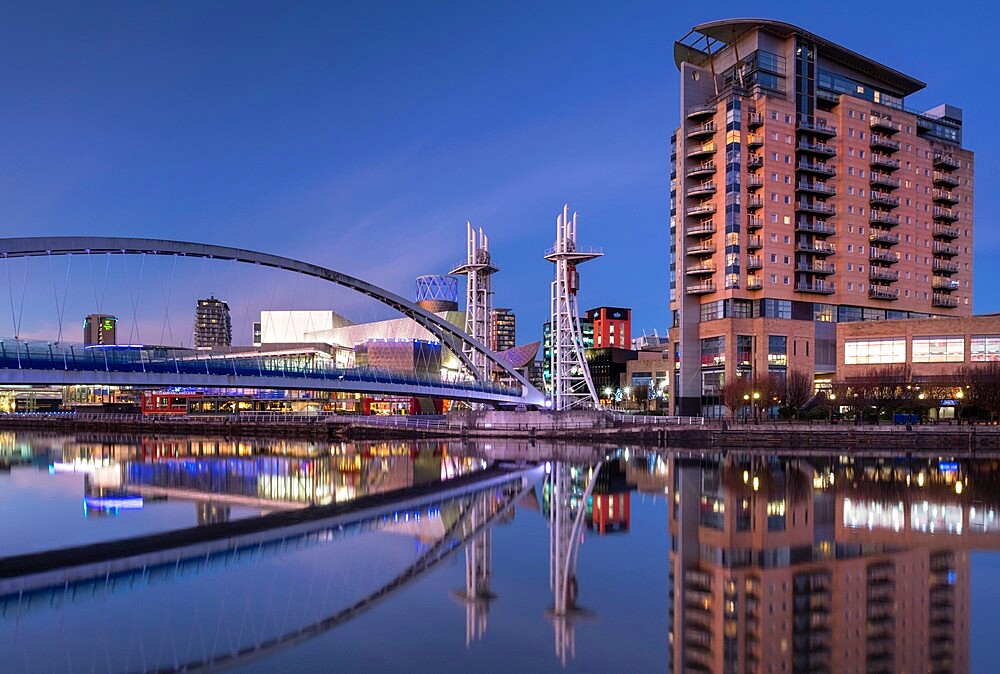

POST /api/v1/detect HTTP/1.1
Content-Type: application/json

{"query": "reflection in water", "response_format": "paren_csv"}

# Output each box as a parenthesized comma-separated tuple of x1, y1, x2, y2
(3, 432, 1000, 672)
(668, 455, 979, 674)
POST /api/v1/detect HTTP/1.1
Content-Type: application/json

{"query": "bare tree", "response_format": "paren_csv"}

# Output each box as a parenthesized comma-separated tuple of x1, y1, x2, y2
(752, 373, 784, 422)
(960, 362, 1000, 422)
(865, 363, 912, 422)
(720, 375, 752, 421)
(831, 379, 867, 424)
(783, 369, 814, 420)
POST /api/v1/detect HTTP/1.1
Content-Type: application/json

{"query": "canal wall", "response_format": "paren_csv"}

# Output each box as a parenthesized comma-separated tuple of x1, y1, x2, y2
(1, 412, 999, 453)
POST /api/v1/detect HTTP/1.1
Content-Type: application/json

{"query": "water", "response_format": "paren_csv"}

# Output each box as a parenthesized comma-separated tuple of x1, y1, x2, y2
(1, 432, 998, 672)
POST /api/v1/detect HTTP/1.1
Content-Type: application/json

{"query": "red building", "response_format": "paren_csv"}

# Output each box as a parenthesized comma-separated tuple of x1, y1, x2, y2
(586, 306, 631, 349)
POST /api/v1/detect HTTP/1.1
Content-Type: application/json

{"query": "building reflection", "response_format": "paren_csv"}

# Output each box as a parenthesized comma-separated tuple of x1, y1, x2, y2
(52, 438, 485, 515)
(668, 455, 982, 674)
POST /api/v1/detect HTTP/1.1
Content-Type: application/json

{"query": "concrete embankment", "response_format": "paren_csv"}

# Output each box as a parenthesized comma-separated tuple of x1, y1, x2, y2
(1, 411, 998, 453)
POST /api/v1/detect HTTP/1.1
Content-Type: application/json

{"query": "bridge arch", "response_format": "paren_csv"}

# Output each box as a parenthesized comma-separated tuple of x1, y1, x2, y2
(0, 236, 543, 405)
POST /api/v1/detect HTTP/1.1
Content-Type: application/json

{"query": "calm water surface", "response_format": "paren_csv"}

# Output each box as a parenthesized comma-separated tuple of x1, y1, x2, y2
(1, 432, 999, 672)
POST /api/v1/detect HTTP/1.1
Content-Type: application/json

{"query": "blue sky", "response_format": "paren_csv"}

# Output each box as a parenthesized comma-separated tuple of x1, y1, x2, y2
(1, 1, 995, 344)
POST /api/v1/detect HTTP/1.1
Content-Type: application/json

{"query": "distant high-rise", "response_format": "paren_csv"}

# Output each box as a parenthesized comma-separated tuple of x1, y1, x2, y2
(194, 296, 232, 348)
(84, 314, 117, 346)
(489, 308, 516, 352)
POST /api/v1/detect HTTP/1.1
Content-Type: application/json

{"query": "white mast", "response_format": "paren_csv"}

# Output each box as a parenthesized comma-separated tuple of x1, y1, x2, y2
(544, 204, 602, 410)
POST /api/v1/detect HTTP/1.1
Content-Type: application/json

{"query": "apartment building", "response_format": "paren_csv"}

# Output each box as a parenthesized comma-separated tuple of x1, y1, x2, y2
(668, 19, 974, 416)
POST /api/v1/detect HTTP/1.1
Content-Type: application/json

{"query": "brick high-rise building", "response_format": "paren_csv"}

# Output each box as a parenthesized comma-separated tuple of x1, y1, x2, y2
(490, 307, 516, 353)
(193, 296, 232, 348)
(669, 19, 974, 416)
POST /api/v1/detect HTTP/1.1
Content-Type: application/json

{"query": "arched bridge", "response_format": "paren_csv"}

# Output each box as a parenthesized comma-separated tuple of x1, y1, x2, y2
(0, 237, 546, 407)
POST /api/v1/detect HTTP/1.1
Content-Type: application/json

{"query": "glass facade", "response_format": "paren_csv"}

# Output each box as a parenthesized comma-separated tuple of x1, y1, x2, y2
(971, 336, 1000, 362)
(844, 338, 906, 365)
(911, 336, 964, 363)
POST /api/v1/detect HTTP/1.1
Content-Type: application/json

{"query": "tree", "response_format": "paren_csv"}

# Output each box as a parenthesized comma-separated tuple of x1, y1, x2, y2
(720, 375, 752, 421)
(752, 373, 784, 422)
(782, 369, 813, 420)
(960, 362, 1000, 422)
(865, 363, 912, 423)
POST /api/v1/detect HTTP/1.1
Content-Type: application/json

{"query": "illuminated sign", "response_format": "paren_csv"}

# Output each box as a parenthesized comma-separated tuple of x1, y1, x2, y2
(939, 461, 959, 474)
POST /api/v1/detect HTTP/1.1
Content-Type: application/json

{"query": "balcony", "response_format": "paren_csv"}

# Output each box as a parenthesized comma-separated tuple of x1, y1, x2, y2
(746, 195, 764, 211)
(933, 241, 961, 257)
(933, 206, 960, 222)
(933, 277, 960, 291)
(746, 276, 763, 290)
(796, 261, 836, 275)
(687, 241, 717, 256)
(686, 143, 717, 159)
(816, 89, 840, 106)
(869, 267, 899, 282)
(686, 103, 716, 120)
(747, 133, 764, 148)
(797, 140, 837, 157)
(870, 191, 900, 208)
(933, 171, 961, 187)
(745, 174, 764, 190)
(747, 215, 763, 230)
(686, 281, 716, 295)
(869, 285, 899, 300)
(870, 115, 901, 134)
(797, 119, 837, 138)
(869, 210, 900, 227)
(686, 262, 716, 275)
(870, 134, 901, 152)
(796, 281, 835, 294)
(933, 153, 962, 170)
(746, 234, 763, 250)
(870, 230, 900, 246)
(932, 258, 959, 273)
(932, 189, 960, 205)
(687, 182, 717, 197)
(933, 293, 960, 308)
(746, 255, 763, 270)
(797, 160, 836, 176)
(796, 181, 836, 196)
(869, 248, 900, 264)
(747, 154, 764, 169)
(686, 162, 716, 178)
(933, 223, 960, 240)
(870, 172, 901, 189)
(796, 219, 836, 236)
(686, 221, 716, 236)
(871, 153, 901, 171)
(686, 203, 717, 217)
(746, 111, 764, 129)
(796, 200, 836, 215)
(797, 240, 836, 256)
(686, 122, 716, 140)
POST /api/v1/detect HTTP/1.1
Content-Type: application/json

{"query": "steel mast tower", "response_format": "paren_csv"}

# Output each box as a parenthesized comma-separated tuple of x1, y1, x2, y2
(450, 222, 498, 380)
(545, 204, 602, 410)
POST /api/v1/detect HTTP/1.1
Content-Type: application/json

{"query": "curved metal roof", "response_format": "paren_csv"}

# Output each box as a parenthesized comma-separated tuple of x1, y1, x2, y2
(675, 18, 925, 96)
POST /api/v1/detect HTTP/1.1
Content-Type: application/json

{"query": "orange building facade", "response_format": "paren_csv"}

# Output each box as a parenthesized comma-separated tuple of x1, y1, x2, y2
(668, 20, 974, 416)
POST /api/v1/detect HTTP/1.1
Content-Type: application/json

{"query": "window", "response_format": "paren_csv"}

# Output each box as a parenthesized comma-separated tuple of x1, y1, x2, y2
(701, 336, 726, 367)
(768, 335, 787, 366)
(912, 336, 964, 363)
(700, 300, 725, 322)
(971, 336, 1000, 362)
(845, 338, 905, 364)
(737, 335, 753, 366)
(762, 299, 792, 319)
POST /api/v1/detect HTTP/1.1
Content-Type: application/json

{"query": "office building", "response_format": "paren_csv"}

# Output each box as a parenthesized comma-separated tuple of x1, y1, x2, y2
(587, 306, 631, 349)
(669, 19, 974, 416)
(193, 296, 232, 348)
(83, 314, 117, 346)
(490, 308, 516, 352)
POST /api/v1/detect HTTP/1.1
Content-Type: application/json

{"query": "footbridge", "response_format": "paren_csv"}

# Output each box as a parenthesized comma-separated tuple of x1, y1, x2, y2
(0, 236, 546, 407)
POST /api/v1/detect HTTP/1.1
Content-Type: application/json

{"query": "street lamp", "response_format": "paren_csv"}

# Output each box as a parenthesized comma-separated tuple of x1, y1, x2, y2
(743, 393, 750, 423)
(752, 391, 760, 423)
(828, 393, 836, 424)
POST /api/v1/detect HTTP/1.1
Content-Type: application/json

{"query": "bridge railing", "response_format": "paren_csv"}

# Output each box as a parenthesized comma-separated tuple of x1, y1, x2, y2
(0, 339, 524, 398)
